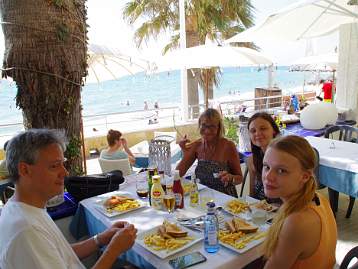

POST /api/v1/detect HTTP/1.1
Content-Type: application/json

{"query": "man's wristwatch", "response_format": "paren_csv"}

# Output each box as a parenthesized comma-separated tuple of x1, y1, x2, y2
(93, 234, 102, 248)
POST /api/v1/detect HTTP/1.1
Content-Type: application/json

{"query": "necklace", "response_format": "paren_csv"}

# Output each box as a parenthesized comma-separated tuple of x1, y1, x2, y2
(203, 138, 219, 160)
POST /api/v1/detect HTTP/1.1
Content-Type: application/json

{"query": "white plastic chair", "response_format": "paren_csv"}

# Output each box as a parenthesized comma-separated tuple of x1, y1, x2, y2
(98, 158, 132, 176)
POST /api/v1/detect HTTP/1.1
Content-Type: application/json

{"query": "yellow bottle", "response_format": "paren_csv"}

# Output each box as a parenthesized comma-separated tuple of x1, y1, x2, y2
(151, 175, 164, 210)
(190, 175, 199, 207)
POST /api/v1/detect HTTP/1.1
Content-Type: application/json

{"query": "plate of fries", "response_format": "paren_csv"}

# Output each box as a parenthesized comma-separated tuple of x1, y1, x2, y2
(95, 193, 147, 217)
(137, 220, 203, 259)
(218, 217, 268, 253)
(223, 197, 278, 218)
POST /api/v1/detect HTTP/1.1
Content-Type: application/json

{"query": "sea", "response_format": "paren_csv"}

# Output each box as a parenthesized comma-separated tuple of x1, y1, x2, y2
(0, 66, 326, 139)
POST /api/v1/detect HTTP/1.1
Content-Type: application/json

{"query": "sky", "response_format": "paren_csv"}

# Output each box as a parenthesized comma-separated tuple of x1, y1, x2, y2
(0, 0, 339, 65)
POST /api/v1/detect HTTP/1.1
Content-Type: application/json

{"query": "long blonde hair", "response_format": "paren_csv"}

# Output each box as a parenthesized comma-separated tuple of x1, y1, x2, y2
(263, 135, 317, 258)
(198, 108, 225, 138)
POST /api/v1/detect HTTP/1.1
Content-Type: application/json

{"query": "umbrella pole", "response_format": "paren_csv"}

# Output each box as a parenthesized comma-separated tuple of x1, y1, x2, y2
(205, 69, 209, 109)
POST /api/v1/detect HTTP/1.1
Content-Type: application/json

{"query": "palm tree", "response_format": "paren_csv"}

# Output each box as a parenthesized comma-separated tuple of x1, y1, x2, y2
(123, 0, 255, 112)
(0, 0, 88, 175)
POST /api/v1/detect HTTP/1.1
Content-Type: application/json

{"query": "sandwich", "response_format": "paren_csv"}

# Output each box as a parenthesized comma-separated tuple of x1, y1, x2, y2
(225, 218, 258, 233)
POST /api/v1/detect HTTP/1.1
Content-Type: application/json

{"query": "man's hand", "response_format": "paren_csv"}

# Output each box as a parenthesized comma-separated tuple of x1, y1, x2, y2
(106, 224, 137, 254)
(97, 221, 128, 246)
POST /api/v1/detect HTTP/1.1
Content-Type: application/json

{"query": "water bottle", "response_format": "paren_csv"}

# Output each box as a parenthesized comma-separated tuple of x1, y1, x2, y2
(204, 202, 220, 253)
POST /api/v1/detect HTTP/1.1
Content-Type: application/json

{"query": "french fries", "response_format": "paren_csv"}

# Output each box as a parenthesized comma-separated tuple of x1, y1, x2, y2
(143, 221, 194, 252)
(226, 199, 249, 214)
(218, 230, 266, 250)
(104, 196, 140, 213)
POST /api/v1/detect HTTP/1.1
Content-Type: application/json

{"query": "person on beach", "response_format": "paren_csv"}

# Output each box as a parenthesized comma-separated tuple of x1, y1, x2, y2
(262, 135, 337, 268)
(319, 79, 333, 103)
(0, 140, 9, 179)
(100, 129, 135, 165)
(247, 112, 281, 203)
(0, 129, 137, 269)
(176, 108, 243, 197)
(144, 101, 148, 110)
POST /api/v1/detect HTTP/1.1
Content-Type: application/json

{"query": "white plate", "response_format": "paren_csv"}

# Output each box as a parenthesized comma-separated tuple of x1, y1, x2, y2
(222, 196, 278, 219)
(219, 224, 269, 254)
(136, 224, 203, 259)
(94, 192, 147, 218)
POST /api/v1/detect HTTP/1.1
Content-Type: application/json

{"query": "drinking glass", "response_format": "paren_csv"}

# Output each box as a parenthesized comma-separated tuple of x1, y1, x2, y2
(136, 178, 149, 199)
(163, 193, 175, 214)
(251, 208, 267, 226)
(200, 189, 215, 209)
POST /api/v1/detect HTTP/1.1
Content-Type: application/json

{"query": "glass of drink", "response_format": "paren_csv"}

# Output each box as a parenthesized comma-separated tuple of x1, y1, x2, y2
(251, 208, 267, 226)
(136, 178, 149, 199)
(200, 189, 215, 210)
(163, 193, 175, 214)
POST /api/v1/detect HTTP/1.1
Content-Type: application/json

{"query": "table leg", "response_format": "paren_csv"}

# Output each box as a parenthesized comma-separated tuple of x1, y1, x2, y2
(328, 188, 339, 216)
(346, 196, 355, 218)
(240, 167, 249, 197)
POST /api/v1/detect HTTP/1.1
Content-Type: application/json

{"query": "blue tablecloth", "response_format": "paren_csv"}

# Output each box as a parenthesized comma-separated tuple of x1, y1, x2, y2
(70, 203, 155, 269)
(319, 165, 358, 198)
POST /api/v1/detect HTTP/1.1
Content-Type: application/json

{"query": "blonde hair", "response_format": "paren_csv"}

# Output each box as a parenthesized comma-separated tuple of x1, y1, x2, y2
(263, 135, 317, 258)
(198, 108, 225, 138)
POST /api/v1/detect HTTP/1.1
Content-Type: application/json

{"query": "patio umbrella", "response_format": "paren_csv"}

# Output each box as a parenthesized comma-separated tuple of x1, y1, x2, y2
(86, 44, 154, 83)
(154, 45, 273, 108)
(290, 53, 338, 72)
(225, 0, 358, 43)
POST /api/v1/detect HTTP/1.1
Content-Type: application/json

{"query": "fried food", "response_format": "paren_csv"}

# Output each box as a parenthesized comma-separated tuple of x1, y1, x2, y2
(143, 221, 194, 252)
(226, 199, 249, 214)
(218, 229, 266, 250)
(254, 200, 273, 211)
(103, 195, 140, 213)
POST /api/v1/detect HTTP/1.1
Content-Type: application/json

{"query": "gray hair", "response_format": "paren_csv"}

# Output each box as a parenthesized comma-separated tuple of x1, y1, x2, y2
(6, 129, 67, 182)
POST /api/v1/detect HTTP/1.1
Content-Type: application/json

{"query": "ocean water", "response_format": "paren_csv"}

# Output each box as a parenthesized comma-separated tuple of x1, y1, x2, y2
(0, 66, 311, 135)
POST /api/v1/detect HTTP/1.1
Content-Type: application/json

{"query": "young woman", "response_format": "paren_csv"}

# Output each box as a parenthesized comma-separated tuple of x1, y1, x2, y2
(176, 108, 243, 197)
(100, 129, 135, 165)
(262, 135, 337, 268)
(247, 112, 280, 200)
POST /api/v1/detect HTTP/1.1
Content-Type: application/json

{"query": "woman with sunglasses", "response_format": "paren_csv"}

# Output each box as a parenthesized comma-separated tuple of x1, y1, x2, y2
(176, 108, 243, 197)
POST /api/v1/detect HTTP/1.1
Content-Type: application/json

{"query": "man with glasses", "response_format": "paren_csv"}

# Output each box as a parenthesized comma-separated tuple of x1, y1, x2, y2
(0, 129, 137, 269)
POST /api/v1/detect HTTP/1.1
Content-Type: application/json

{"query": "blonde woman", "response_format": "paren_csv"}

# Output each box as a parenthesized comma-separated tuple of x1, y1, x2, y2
(262, 136, 337, 268)
(176, 108, 243, 197)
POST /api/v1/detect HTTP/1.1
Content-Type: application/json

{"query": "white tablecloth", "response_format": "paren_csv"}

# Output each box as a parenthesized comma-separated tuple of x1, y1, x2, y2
(79, 173, 263, 269)
(305, 136, 358, 173)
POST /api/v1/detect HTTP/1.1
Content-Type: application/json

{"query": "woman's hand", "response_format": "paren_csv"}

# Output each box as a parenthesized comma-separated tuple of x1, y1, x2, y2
(219, 171, 234, 186)
(120, 138, 128, 148)
(179, 134, 190, 150)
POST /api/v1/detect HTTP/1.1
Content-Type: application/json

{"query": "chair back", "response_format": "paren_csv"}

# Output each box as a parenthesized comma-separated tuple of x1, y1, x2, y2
(340, 246, 358, 269)
(149, 139, 171, 175)
(312, 147, 325, 189)
(324, 125, 358, 143)
(98, 158, 132, 176)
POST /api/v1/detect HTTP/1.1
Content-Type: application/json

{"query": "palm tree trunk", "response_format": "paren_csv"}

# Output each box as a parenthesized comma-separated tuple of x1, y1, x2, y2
(186, 15, 200, 118)
(0, 0, 88, 175)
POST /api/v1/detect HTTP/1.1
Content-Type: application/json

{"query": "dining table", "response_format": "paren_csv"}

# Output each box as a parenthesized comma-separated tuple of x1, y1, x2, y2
(69, 173, 268, 269)
(305, 136, 358, 213)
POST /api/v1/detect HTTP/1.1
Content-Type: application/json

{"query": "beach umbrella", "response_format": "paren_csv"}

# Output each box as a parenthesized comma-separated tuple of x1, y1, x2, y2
(86, 44, 154, 83)
(290, 53, 338, 72)
(225, 0, 358, 43)
(154, 45, 273, 108)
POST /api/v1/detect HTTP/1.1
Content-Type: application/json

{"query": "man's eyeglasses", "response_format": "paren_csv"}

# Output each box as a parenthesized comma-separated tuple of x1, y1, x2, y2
(200, 124, 218, 130)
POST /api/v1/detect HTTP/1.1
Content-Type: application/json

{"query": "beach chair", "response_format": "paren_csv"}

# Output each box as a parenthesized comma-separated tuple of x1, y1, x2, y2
(98, 158, 132, 176)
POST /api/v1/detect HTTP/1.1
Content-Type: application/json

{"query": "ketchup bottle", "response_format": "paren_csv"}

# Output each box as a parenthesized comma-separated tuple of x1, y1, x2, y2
(172, 170, 184, 209)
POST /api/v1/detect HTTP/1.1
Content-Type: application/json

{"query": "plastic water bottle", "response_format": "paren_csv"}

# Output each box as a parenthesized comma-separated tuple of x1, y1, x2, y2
(204, 202, 220, 253)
